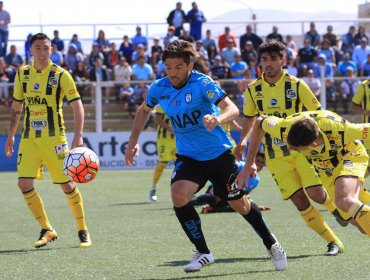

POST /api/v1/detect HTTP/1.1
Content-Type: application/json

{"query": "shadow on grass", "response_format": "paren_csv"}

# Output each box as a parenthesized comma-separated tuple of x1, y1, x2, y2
(109, 202, 152, 206)
(144, 271, 273, 280)
(0, 248, 53, 254)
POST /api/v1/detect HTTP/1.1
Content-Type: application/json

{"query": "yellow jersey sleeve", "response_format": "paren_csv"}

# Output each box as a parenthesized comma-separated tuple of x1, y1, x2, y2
(243, 87, 258, 117)
(13, 70, 25, 102)
(352, 81, 365, 105)
(344, 122, 370, 143)
(261, 115, 287, 141)
(298, 79, 321, 110)
(61, 70, 80, 102)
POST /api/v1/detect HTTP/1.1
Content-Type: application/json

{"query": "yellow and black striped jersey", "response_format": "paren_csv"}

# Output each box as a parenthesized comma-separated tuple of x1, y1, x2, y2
(243, 70, 321, 159)
(261, 110, 370, 174)
(156, 105, 175, 141)
(352, 80, 370, 123)
(13, 60, 80, 139)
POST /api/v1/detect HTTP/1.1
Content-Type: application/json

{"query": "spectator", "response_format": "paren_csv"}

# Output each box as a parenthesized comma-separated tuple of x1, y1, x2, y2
(118, 82, 135, 118)
(286, 35, 297, 56)
(352, 37, 370, 74)
(64, 44, 84, 73)
(5, 44, 23, 72)
(187, 2, 206, 41)
(296, 38, 317, 76)
(51, 30, 65, 54)
(266, 26, 283, 42)
(193, 52, 210, 75)
(354, 25, 368, 46)
(207, 44, 218, 64)
(132, 81, 149, 110)
(336, 53, 357, 77)
(24, 33, 32, 64)
(341, 26, 356, 56)
(248, 59, 261, 79)
(286, 56, 298, 76)
(50, 43, 63, 66)
(239, 24, 263, 52)
(131, 44, 150, 64)
(69, 34, 83, 54)
(0, 1, 10, 57)
(322, 25, 338, 47)
(132, 26, 148, 50)
(166, 2, 187, 37)
(303, 69, 321, 99)
(179, 28, 195, 43)
(163, 25, 179, 47)
(361, 53, 370, 77)
(94, 30, 110, 53)
(89, 57, 111, 104)
(304, 22, 321, 48)
(119, 35, 134, 65)
(317, 39, 336, 67)
(230, 54, 248, 80)
(105, 42, 121, 69)
(113, 56, 132, 83)
(87, 42, 104, 70)
(72, 61, 89, 101)
(195, 40, 208, 59)
(0, 57, 9, 106)
(131, 55, 154, 81)
(211, 55, 229, 79)
(155, 56, 166, 79)
(202, 29, 216, 50)
(218, 26, 236, 53)
(241, 40, 258, 65)
(151, 36, 163, 67)
(340, 66, 361, 113)
(313, 53, 334, 78)
(235, 80, 246, 113)
(221, 39, 240, 67)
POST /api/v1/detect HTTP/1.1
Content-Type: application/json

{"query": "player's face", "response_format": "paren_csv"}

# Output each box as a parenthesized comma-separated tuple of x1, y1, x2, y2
(165, 57, 193, 88)
(30, 39, 52, 64)
(255, 155, 266, 172)
(260, 52, 285, 78)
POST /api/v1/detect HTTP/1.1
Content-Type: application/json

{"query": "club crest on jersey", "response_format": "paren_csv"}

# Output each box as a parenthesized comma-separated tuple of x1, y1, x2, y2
(33, 83, 40, 90)
(54, 144, 68, 154)
(343, 160, 353, 168)
(273, 137, 286, 147)
(286, 89, 297, 99)
(185, 93, 192, 103)
(48, 77, 58, 86)
(206, 90, 215, 99)
(270, 98, 278, 106)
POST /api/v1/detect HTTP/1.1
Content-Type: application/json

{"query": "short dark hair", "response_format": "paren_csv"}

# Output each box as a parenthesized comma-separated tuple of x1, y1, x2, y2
(258, 40, 286, 58)
(30, 33, 50, 46)
(287, 118, 319, 147)
(162, 39, 200, 65)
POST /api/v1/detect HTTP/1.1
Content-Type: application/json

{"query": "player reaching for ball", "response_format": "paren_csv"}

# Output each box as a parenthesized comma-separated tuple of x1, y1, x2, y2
(4, 33, 91, 248)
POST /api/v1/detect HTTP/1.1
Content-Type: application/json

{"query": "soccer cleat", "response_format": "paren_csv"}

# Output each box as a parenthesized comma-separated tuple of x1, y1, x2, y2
(78, 230, 92, 248)
(34, 228, 58, 248)
(332, 209, 349, 227)
(201, 205, 215, 214)
(183, 251, 214, 273)
(267, 234, 287, 271)
(326, 242, 344, 256)
(149, 187, 157, 202)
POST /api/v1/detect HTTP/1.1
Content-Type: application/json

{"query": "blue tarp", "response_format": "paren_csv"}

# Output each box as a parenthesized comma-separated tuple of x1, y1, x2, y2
(0, 135, 21, 171)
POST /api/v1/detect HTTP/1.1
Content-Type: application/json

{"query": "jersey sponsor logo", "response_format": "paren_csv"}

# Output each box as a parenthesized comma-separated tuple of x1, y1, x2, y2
(286, 89, 297, 99)
(270, 98, 277, 106)
(31, 119, 47, 130)
(185, 93, 192, 103)
(26, 96, 48, 105)
(362, 127, 368, 139)
(201, 78, 211, 86)
(33, 83, 40, 90)
(69, 88, 78, 95)
(170, 110, 201, 129)
(173, 100, 181, 106)
(54, 143, 68, 154)
(312, 98, 318, 103)
(310, 150, 319, 155)
(267, 119, 278, 127)
(48, 77, 58, 86)
(30, 108, 47, 116)
(273, 137, 286, 146)
(343, 160, 353, 168)
(159, 95, 170, 100)
(206, 90, 214, 99)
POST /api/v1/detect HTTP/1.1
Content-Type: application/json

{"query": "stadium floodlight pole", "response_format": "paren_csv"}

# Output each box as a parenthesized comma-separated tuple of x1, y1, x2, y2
(95, 76, 103, 133)
(228, 0, 257, 32)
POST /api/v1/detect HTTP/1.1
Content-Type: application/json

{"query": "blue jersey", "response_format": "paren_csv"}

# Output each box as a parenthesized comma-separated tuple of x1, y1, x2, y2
(237, 161, 260, 194)
(146, 71, 233, 160)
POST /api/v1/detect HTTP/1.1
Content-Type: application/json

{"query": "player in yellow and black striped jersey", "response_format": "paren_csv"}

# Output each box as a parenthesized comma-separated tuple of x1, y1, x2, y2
(235, 40, 344, 256)
(5, 33, 91, 249)
(149, 105, 176, 201)
(248, 110, 370, 237)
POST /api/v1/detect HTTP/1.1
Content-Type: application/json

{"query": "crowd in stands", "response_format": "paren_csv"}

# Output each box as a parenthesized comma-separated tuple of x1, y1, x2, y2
(0, 1, 369, 116)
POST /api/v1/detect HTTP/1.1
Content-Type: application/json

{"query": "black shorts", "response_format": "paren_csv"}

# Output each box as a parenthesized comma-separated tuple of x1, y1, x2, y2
(171, 150, 245, 201)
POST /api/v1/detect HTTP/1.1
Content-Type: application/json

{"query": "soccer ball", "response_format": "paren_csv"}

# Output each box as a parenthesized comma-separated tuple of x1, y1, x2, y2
(63, 147, 100, 183)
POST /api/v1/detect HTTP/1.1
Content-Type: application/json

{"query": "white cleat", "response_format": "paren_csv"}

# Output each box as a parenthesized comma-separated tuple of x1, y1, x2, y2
(267, 234, 287, 271)
(183, 251, 214, 273)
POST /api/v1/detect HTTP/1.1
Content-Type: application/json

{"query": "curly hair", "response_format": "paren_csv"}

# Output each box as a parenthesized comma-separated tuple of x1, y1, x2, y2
(287, 118, 319, 147)
(162, 39, 200, 65)
(258, 40, 286, 58)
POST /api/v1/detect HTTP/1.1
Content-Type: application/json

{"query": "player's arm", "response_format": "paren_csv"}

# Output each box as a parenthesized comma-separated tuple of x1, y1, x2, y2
(69, 99, 84, 149)
(5, 100, 23, 158)
(203, 96, 239, 131)
(125, 103, 153, 166)
(155, 113, 172, 133)
(235, 116, 256, 161)
(350, 83, 369, 116)
(236, 116, 266, 187)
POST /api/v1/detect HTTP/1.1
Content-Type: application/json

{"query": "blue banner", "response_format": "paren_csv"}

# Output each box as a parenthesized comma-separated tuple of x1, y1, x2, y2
(0, 135, 21, 171)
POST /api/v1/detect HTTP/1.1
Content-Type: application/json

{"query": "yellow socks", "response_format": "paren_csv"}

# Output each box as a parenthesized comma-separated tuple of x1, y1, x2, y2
(66, 187, 87, 231)
(300, 205, 341, 244)
(348, 202, 370, 236)
(23, 189, 52, 230)
(152, 161, 167, 187)
(321, 193, 336, 213)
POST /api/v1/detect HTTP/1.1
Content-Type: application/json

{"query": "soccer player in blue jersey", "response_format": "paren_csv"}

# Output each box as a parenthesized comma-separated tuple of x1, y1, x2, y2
(125, 40, 287, 273)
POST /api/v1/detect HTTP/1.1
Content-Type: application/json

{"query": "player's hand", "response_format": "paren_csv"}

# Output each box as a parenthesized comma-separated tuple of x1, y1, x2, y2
(235, 162, 257, 188)
(5, 136, 14, 158)
(124, 143, 140, 167)
(234, 143, 246, 161)
(203, 114, 221, 131)
(71, 135, 83, 149)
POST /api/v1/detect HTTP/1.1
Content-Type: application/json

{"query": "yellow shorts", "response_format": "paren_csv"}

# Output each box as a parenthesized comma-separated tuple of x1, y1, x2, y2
(267, 152, 321, 200)
(320, 144, 369, 220)
(157, 137, 176, 162)
(18, 136, 71, 184)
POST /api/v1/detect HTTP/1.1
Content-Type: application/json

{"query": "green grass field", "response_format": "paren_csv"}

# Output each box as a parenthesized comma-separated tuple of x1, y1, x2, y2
(1, 169, 370, 280)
